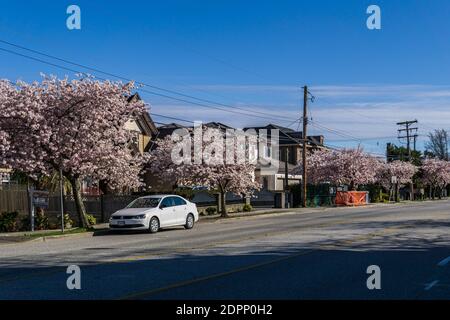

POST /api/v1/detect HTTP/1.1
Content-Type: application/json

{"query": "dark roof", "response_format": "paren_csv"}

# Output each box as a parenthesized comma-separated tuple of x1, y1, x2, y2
(244, 124, 324, 146)
(244, 123, 295, 133)
(155, 122, 324, 147)
(156, 122, 235, 139)
(127, 93, 141, 103)
(157, 123, 188, 139)
(157, 122, 186, 130)
(204, 122, 234, 130)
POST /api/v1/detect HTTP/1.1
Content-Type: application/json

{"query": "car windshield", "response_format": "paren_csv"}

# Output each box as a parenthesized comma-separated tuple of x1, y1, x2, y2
(126, 198, 161, 208)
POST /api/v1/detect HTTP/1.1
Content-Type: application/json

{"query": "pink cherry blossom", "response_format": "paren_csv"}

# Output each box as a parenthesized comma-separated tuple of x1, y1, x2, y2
(421, 158, 450, 198)
(0, 75, 147, 227)
(147, 128, 261, 217)
(376, 160, 417, 190)
(292, 147, 382, 190)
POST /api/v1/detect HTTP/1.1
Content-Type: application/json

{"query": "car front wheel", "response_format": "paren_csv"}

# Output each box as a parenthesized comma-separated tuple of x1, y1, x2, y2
(148, 217, 160, 233)
(185, 214, 195, 229)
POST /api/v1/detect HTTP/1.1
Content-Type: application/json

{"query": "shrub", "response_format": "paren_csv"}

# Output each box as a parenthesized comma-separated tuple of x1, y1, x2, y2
(205, 207, 217, 215)
(20, 216, 30, 231)
(174, 188, 196, 201)
(57, 213, 74, 229)
(372, 191, 390, 203)
(242, 204, 253, 212)
(48, 223, 59, 230)
(0, 211, 19, 232)
(86, 214, 97, 226)
(35, 209, 49, 230)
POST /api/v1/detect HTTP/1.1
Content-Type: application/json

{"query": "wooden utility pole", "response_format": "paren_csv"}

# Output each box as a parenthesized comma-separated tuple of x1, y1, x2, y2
(302, 86, 308, 207)
(397, 120, 418, 160)
(397, 120, 418, 200)
(284, 148, 289, 208)
(59, 168, 65, 233)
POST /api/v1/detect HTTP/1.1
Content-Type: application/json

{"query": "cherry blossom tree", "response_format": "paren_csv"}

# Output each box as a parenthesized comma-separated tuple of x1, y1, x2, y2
(421, 158, 450, 199)
(292, 147, 381, 190)
(0, 131, 9, 164)
(0, 75, 147, 227)
(376, 161, 417, 200)
(147, 127, 261, 217)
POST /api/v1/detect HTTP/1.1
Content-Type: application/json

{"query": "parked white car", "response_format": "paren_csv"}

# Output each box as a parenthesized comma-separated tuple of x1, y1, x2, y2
(109, 195, 199, 233)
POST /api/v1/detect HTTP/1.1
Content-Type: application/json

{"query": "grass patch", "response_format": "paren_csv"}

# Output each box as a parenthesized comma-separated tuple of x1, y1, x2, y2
(21, 228, 89, 239)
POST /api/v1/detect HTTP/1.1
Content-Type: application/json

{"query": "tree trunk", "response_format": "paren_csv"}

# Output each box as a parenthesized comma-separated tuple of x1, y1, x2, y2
(69, 177, 90, 228)
(220, 190, 228, 218)
(349, 181, 355, 191)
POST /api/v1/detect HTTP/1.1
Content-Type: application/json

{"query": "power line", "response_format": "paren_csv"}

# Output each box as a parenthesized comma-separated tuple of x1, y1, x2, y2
(312, 96, 431, 144)
(299, 95, 412, 154)
(323, 143, 386, 157)
(0, 39, 295, 123)
(310, 120, 362, 143)
(0, 46, 257, 123)
(303, 95, 367, 142)
(151, 113, 195, 124)
(327, 134, 428, 143)
(397, 119, 418, 157)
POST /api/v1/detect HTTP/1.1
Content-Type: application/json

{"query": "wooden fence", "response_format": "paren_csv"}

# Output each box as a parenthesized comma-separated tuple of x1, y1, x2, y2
(0, 185, 29, 215)
(1, 187, 277, 226)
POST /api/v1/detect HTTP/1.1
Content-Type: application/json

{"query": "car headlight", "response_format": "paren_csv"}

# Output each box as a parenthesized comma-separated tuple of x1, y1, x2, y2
(134, 214, 146, 219)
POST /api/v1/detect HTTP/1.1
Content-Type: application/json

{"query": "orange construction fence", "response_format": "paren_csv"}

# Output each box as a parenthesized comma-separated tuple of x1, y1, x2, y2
(335, 191, 368, 206)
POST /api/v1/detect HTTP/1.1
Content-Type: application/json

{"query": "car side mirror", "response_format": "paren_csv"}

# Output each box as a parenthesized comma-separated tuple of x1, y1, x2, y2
(160, 204, 166, 209)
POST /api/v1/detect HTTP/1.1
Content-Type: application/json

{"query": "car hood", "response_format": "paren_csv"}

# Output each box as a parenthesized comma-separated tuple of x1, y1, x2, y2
(112, 208, 156, 216)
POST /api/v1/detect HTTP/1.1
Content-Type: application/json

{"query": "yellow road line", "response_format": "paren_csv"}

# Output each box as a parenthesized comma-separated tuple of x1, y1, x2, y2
(119, 249, 315, 300)
(117, 226, 403, 300)
(0, 217, 412, 286)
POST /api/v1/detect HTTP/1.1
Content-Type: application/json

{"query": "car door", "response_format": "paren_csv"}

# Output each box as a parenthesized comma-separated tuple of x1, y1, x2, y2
(159, 197, 177, 227)
(173, 196, 188, 224)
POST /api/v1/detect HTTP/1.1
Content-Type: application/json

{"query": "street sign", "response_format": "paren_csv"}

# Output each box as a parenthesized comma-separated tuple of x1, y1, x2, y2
(32, 190, 50, 208)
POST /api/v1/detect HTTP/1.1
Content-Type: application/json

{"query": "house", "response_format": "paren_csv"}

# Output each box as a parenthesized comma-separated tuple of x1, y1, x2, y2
(82, 93, 159, 195)
(243, 124, 326, 193)
(150, 121, 325, 188)
(124, 93, 159, 154)
(156, 121, 233, 139)
(143, 122, 235, 192)
(148, 121, 326, 208)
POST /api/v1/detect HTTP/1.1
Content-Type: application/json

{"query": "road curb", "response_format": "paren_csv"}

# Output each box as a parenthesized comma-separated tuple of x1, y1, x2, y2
(1, 200, 447, 245)
(0, 230, 94, 245)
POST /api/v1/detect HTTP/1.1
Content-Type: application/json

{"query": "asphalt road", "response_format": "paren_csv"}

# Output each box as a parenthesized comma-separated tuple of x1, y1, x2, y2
(1, 201, 450, 299)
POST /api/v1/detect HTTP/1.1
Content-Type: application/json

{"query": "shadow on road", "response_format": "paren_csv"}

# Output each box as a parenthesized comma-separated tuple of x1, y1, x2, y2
(1, 228, 450, 300)
(93, 227, 185, 237)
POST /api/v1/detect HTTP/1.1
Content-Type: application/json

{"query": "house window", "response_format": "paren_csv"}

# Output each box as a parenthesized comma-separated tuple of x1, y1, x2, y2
(289, 146, 296, 164)
(130, 132, 139, 146)
(263, 145, 271, 158)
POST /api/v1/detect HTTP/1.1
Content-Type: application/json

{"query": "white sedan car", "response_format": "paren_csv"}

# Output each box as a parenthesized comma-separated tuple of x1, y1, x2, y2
(109, 195, 199, 233)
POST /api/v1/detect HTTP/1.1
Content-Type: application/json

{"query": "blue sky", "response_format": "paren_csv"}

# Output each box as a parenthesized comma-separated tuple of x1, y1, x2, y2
(1, 0, 450, 156)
